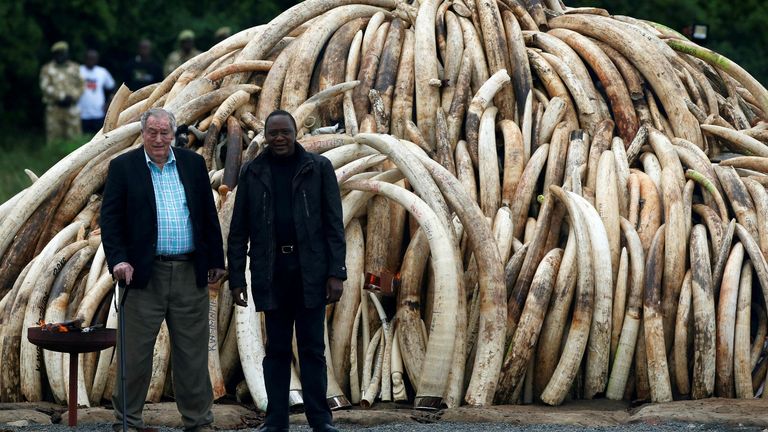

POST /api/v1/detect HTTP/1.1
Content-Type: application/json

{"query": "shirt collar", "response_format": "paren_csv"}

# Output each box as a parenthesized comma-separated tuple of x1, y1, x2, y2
(144, 147, 176, 168)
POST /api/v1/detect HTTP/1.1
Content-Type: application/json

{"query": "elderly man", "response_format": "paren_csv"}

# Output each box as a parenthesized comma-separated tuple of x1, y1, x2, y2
(228, 110, 346, 432)
(40, 41, 84, 143)
(100, 108, 225, 432)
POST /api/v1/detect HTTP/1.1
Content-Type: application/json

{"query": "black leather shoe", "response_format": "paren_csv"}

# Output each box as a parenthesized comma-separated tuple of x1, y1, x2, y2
(312, 424, 339, 432)
(184, 425, 215, 432)
(254, 425, 289, 432)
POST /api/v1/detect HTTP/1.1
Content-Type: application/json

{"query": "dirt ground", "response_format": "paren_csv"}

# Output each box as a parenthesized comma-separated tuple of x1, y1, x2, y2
(0, 398, 766, 430)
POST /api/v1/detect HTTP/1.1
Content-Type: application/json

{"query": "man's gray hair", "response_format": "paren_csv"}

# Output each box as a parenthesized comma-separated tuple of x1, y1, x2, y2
(140, 108, 177, 132)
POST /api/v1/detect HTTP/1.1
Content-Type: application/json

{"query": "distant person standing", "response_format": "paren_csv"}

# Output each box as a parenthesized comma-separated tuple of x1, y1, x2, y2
(125, 39, 163, 91)
(213, 26, 231, 44)
(78, 49, 115, 134)
(40, 41, 84, 143)
(164, 30, 201, 77)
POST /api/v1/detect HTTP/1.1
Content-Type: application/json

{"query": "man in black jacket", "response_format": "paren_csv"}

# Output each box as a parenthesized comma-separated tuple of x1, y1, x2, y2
(101, 108, 226, 432)
(228, 110, 346, 432)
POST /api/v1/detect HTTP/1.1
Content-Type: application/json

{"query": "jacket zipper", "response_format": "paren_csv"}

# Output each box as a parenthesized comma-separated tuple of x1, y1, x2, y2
(262, 191, 268, 225)
(263, 191, 273, 282)
(302, 190, 310, 218)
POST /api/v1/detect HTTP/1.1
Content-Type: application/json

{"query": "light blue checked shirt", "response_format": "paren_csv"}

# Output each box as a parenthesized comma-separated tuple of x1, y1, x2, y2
(144, 149, 195, 255)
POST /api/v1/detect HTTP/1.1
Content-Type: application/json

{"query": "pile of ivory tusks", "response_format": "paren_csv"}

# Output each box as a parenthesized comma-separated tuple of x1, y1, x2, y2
(1, 0, 768, 412)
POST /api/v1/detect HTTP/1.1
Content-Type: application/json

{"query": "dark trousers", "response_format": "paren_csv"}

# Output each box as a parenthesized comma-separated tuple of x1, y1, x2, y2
(81, 117, 105, 134)
(113, 260, 213, 430)
(263, 270, 331, 428)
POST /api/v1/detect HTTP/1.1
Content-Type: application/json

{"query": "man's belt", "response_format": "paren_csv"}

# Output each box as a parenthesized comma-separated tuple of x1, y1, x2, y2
(156, 253, 194, 262)
(279, 245, 295, 254)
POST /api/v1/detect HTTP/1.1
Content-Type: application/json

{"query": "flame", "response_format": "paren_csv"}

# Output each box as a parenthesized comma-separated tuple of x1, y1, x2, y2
(38, 320, 71, 333)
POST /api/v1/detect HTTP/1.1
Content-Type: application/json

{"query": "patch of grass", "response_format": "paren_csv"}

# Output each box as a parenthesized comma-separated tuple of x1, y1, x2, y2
(0, 132, 90, 203)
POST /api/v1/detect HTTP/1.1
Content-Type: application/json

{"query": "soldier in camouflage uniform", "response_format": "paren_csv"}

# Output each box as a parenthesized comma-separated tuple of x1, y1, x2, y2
(214, 26, 231, 44)
(163, 30, 201, 77)
(40, 41, 84, 143)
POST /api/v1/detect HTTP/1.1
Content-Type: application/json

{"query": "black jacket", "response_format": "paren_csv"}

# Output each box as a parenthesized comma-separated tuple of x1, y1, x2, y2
(100, 147, 225, 289)
(227, 144, 347, 311)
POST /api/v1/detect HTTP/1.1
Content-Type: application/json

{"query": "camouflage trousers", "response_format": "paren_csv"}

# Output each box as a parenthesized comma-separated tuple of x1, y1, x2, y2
(45, 105, 81, 143)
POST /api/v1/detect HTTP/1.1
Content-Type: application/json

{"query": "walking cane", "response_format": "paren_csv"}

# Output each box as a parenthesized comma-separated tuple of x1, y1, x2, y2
(117, 281, 129, 432)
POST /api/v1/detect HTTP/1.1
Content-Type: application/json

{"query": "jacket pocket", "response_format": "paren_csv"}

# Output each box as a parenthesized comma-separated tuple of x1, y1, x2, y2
(301, 189, 324, 252)
(248, 258, 269, 291)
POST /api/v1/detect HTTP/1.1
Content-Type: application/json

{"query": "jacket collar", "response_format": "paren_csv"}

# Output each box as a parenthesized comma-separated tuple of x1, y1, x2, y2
(143, 146, 176, 168)
(129, 148, 157, 215)
(248, 142, 314, 190)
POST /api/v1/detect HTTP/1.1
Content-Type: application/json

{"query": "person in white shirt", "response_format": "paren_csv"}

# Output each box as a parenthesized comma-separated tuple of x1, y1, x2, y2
(78, 49, 115, 134)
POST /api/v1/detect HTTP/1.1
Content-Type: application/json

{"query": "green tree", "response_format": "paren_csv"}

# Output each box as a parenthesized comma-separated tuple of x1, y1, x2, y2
(0, 2, 43, 130)
(0, 0, 293, 144)
(4, 0, 764, 142)
(565, 0, 768, 87)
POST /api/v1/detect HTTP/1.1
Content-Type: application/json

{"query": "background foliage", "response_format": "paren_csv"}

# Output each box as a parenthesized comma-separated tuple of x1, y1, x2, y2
(0, 0, 295, 135)
(1, 0, 766, 134)
(0, 0, 765, 201)
(566, 0, 768, 88)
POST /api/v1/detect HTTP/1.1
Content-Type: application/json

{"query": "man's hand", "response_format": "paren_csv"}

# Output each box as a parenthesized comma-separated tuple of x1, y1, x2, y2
(232, 287, 248, 307)
(326, 277, 343, 303)
(207, 268, 227, 285)
(113, 262, 134, 285)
